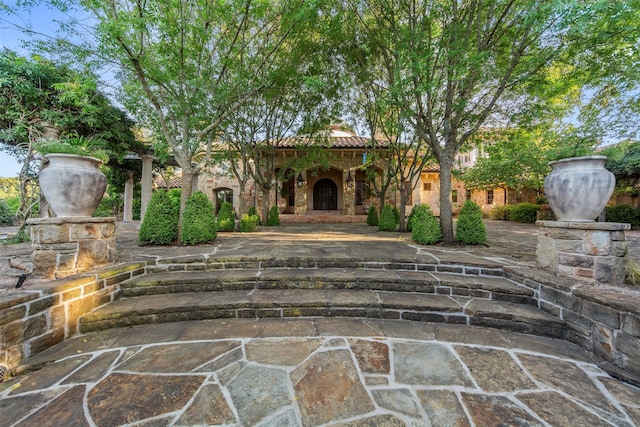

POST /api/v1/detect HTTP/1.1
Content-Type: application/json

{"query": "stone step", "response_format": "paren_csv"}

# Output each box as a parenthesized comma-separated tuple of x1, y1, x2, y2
(80, 289, 564, 338)
(120, 269, 536, 305)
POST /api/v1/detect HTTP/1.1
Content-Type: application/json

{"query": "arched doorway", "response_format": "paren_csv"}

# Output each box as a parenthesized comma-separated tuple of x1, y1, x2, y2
(313, 178, 338, 210)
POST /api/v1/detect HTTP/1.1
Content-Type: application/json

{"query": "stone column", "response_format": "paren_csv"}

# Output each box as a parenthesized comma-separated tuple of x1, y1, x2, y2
(343, 169, 355, 216)
(536, 220, 630, 286)
(140, 154, 154, 223)
(295, 171, 307, 215)
(27, 217, 117, 278)
(123, 170, 134, 221)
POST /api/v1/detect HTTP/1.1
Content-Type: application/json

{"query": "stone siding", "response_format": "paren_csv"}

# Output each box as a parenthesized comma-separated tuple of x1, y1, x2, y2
(27, 217, 118, 279)
(536, 221, 630, 286)
(0, 263, 145, 374)
(505, 266, 640, 382)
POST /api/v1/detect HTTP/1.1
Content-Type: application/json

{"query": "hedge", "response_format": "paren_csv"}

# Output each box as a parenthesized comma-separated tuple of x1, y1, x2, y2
(378, 204, 397, 231)
(139, 190, 179, 244)
(456, 200, 486, 244)
(367, 205, 379, 226)
(217, 202, 235, 231)
(411, 204, 442, 244)
(181, 191, 217, 245)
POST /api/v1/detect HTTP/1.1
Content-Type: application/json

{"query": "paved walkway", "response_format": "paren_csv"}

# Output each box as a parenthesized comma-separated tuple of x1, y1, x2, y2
(1, 221, 640, 426)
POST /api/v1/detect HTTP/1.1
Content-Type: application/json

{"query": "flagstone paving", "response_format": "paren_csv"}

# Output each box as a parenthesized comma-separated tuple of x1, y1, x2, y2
(1, 318, 639, 427)
(2, 221, 640, 426)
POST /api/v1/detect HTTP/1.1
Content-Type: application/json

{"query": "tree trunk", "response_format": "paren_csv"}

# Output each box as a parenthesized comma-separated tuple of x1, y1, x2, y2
(439, 158, 455, 243)
(398, 189, 407, 232)
(178, 166, 194, 244)
(261, 186, 271, 224)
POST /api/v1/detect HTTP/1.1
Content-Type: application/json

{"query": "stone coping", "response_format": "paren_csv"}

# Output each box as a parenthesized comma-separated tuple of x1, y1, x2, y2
(536, 220, 631, 231)
(26, 216, 117, 225)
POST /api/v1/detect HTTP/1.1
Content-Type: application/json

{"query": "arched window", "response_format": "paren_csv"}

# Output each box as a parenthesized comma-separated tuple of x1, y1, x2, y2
(213, 188, 233, 214)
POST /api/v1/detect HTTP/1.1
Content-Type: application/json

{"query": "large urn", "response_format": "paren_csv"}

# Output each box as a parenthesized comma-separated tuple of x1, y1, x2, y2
(39, 153, 107, 217)
(543, 156, 615, 222)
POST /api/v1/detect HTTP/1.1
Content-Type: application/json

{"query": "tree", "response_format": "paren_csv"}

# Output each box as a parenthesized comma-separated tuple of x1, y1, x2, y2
(0, 50, 138, 222)
(84, 0, 323, 242)
(602, 141, 640, 196)
(345, 0, 583, 243)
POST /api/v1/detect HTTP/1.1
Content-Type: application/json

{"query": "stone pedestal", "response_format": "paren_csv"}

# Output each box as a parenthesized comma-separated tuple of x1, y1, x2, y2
(536, 220, 630, 286)
(27, 217, 117, 278)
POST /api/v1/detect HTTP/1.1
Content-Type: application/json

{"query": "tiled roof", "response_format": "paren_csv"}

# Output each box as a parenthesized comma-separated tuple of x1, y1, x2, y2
(277, 129, 389, 149)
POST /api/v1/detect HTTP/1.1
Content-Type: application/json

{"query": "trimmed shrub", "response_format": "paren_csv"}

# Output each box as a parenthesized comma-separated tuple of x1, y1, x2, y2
(240, 214, 260, 232)
(510, 203, 540, 224)
(139, 190, 179, 244)
(378, 204, 397, 231)
(266, 205, 280, 226)
(248, 205, 261, 225)
(456, 200, 486, 244)
(606, 204, 640, 228)
(366, 205, 379, 226)
(182, 191, 217, 245)
(392, 205, 401, 226)
(0, 199, 14, 225)
(406, 205, 417, 232)
(490, 204, 515, 221)
(216, 202, 235, 232)
(411, 204, 442, 244)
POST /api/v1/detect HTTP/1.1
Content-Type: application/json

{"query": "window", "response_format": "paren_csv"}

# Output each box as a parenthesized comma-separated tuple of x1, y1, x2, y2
(466, 190, 471, 200)
(487, 189, 494, 205)
(451, 190, 458, 203)
(404, 181, 413, 205)
(423, 182, 432, 191)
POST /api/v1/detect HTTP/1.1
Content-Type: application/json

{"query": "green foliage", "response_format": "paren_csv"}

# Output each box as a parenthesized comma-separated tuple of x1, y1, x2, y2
(411, 204, 442, 244)
(240, 214, 260, 232)
(626, 259, 640, 287)
(510, 203, 540, 224)
(606, 204, 640, 229)
(182, 191, 217, 245)
(0, 50, 140, 157)
(603, 141, 640, 196)
(392, 205, 400, 226)
(139, 190, 179, 244)
(378, 204, 397, 231)
(366, 205, 379, 226)
(267, 206, 280, 226)
(456, 200, 486, 244)
(490, 205, 516, 221)
(247, 205, 261, 224)
(406, 205, 416, 232)
(216, 202, 236, 232)
(0, 199, 14, 225)
(34, 137, 109, 163)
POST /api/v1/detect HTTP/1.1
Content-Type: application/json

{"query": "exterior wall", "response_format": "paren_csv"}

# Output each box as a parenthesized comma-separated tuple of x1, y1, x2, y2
(0, 263, 145, 373)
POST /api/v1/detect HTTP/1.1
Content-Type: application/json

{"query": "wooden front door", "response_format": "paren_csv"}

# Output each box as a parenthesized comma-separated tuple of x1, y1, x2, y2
(313, 178, 338, 210)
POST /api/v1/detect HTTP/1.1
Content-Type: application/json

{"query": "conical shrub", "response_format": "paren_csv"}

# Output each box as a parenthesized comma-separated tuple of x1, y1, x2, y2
(378, 204, 397, 231)
(139, 190, 178, 244)
(181, 191, 217, 245)
(411, 204, 442, 244)
(366, 205, 379, 226)
(267, 205, 280, 226)
(216, 202, 235, 231)
(456, 200, 486, 244)
(392, 205, 400, 227)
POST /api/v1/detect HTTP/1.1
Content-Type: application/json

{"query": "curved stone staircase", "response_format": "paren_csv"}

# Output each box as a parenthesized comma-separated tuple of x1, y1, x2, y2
(80, 257, 565, 339)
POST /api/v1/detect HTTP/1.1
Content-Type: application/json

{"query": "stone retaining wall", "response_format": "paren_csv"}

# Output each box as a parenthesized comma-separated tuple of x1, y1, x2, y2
(506, 266, 640, 383)
(2, 258, 639, 385)
(0, 263, 145, 374)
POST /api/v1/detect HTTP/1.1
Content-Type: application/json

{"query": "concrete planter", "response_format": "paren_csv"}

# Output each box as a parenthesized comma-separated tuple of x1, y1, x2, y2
(39, 153, 107, 217)
(544, 156, 614, 222)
